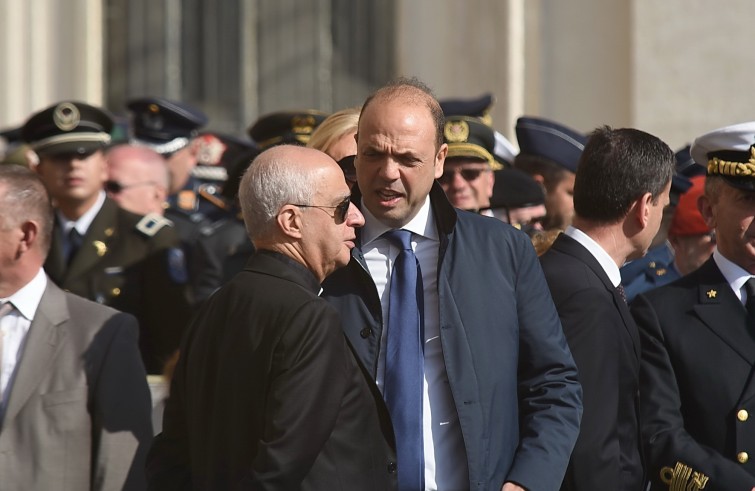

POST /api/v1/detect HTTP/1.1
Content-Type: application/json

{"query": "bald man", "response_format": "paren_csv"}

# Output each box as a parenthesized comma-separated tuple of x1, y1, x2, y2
(148, 145, 396, 490)
(106, 144, 170, 216)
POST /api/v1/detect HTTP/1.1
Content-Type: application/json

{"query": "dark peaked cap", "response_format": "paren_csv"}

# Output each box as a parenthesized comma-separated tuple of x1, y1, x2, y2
(490, 167, 545, 209)
(127, 96, 208, 154)
(515, 116, 587, 173)
(247, 110, 329, 150)
(22, 101, 113, 156)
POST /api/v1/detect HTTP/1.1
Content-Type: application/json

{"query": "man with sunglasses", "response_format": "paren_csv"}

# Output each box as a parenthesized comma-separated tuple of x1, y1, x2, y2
(438, 115, 501, 214)
(105, 144, 170, 216)
(21, 100, 192, 375)
(323, 78, 582, 491)
(149, 145, 397, 490)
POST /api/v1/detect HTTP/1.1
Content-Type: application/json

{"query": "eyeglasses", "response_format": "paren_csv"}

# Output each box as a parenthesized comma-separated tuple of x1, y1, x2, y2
(290, 196, 352, 224)
(104, 180, 157, 194)
(438, 168, 488, 185)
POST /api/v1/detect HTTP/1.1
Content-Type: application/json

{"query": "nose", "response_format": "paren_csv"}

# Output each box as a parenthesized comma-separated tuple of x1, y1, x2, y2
(346, 202, 365, 228)
(377, 158, 401, 181)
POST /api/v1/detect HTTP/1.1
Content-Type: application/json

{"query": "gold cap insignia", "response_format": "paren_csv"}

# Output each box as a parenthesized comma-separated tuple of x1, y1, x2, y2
(149, 103, 160, 114)
(92, 240, 107, 257)
(53, 102, 81, 131)
(444, 120, 470, 143)
(707, 289, 717, 298)
(707, 146, 755, 178)
(292, 115, 316, 135)
(660, 462, 709, 490)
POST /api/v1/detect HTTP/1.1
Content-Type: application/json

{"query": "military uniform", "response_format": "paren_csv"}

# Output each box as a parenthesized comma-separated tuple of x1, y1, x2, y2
(631, 123, 755, 490)
(45, 198, 192, 374)
(22, 100, 192, 374)
(620, 242, 679, 303)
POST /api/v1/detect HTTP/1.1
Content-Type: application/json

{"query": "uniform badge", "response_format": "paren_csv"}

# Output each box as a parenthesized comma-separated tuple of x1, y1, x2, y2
(92, 240, 108, 257)
(655, 268, 667, 276)
(167, 248, 188, 284)
(177, 190, 197, 211)
(104, 227, 114, 237)
(53, 102, 81, 131)
(660, 461, 708, 490)
(706, 289, 717, 299)
(444, 120, 470, 143)
(291, 115, 317, 136)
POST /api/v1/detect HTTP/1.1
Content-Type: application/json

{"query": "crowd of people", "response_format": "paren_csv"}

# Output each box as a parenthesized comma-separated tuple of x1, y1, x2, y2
(0, 75, 754, 491)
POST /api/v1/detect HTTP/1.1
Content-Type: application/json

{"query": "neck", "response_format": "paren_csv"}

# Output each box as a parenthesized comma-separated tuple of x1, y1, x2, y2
(571, 217, 633, 268)
(57, 195, 100, 221)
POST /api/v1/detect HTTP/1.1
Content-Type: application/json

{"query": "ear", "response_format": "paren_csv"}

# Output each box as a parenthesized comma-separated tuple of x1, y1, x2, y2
(632, 192, 654, 229)
(698, 193, 716, 230)
(276, 205, 304, 239)
(531, 173, 545, 185)
(18, 220, 40, 254)
(434, 143, 448, 179)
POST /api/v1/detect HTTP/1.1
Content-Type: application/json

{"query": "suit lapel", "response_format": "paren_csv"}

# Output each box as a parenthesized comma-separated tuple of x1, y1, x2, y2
(65, 198, 118, 281)
(3, 282, 69, 426)
(551, 234, 641, 357)
(692, 259, 755, 364)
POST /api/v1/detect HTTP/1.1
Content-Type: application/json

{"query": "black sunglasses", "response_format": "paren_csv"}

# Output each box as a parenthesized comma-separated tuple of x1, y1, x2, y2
(104, 180, 157, 194)
(438, 168, 487, 185)
(291, 196, 351, 224)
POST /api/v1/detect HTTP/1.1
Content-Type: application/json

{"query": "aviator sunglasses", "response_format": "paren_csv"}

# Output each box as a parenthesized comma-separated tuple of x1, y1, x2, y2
(290, 196, 351, 224)
(438, 168, 487, 185)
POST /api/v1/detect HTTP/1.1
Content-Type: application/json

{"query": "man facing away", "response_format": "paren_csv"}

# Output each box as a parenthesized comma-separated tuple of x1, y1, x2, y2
(147, 145, 397, 490)
(0, 165, 153, 490)
(539, 126, 675, 490)
(323, 77, 582, 491)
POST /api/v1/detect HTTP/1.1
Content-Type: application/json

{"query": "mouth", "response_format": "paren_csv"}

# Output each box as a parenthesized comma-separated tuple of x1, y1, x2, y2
(375, 189, 403, 207)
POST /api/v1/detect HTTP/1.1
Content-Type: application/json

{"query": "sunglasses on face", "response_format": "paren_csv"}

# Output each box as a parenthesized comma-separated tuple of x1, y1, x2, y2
(438, 168, 488, 185)
(104, 180, 157, 194)
(290, 196, 352, 224)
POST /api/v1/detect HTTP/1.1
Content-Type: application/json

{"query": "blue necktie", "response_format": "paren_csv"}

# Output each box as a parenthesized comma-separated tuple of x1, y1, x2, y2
(383, 229, 424, 491)
(67, 228, 83, 265)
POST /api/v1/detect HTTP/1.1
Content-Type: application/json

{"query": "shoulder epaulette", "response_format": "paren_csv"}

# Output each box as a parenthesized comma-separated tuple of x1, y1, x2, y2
(136, 213, 174, 237)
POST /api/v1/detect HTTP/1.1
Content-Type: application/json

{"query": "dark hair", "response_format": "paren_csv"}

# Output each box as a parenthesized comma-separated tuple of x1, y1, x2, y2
(0, 164, 54, 254)
(573, 126, 675, 222)
(360, 76, 445, 150)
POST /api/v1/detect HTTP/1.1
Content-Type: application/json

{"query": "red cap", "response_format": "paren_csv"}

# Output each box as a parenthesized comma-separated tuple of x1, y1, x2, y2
(669, 175, 710, 237)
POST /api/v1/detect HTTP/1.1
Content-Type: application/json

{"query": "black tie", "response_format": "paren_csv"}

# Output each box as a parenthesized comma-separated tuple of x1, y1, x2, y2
(745, 278, 755, 318)
(616, 284, 627, 304)
(67, 228, 83, 265)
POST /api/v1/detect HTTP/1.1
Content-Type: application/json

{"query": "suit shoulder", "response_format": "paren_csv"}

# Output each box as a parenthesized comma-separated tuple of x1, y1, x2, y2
(63, 290, 137, 329)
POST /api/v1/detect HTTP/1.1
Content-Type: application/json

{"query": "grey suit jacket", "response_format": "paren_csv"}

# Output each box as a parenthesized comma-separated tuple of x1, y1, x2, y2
(0, 278, 153, 491)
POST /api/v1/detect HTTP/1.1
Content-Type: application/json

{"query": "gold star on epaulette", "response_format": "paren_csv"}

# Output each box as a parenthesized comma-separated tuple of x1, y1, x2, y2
(655, 268, 667, 276)
(707, 289, 717, 298)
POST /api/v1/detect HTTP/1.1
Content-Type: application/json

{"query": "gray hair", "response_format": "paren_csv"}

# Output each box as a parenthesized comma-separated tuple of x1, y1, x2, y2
(0, 164, 54, 254)
(238, 146, 316, 241)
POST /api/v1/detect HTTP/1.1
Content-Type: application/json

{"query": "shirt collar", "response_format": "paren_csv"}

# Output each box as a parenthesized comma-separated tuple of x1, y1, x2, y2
(713, 248, 753, 293)
(361, 195, 438, 247)
(57, 190, 106, 235)
(565, 225, 622, 287)
(0, 268, 47, 321)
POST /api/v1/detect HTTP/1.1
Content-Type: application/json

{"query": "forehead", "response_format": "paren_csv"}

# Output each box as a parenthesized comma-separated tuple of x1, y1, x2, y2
(359, 98, 435, 144)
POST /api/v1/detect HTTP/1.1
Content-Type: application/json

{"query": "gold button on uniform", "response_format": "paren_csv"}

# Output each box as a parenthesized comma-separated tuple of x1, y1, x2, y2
(738, 409, 749, 422)
(738, 451, 749, 464)
(111, 287, 121, 297)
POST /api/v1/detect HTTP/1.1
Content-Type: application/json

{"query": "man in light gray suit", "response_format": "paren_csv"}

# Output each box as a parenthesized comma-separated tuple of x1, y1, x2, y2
(0, 164, 153, 490)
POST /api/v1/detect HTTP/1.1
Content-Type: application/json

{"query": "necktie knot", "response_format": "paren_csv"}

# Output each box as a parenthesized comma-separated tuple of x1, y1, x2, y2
(383, 229, 413, 251)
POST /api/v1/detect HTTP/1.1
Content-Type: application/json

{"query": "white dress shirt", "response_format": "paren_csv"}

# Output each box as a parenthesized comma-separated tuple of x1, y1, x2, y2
(565, 226, 622, 287)
(0, 268, 47, 415)
(361, 197, 468, 490)
(712, 249, 753, 305)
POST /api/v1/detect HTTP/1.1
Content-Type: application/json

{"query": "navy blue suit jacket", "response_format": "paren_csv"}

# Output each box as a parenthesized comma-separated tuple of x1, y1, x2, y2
(323, 183, 582, 490)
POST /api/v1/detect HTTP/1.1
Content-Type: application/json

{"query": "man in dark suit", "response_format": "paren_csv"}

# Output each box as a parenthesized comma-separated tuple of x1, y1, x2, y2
(147, 145, 396, 490)
(632, 122, 755, 490)
(539, 126, 675, 490)
(0, 165, 153, 490)
(322, 78, 582, 491)
(21, 101, 192, 374)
